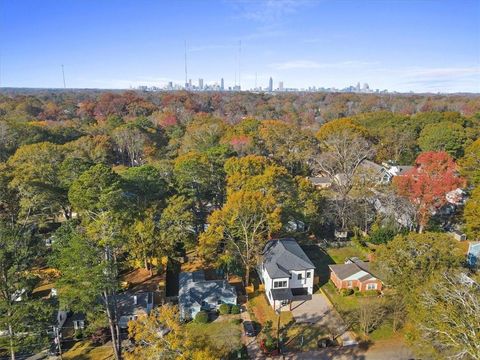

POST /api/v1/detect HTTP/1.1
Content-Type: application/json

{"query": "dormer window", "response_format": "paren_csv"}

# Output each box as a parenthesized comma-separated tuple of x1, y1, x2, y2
(306, 272, 311, 278)
(297, 273, 303, 280)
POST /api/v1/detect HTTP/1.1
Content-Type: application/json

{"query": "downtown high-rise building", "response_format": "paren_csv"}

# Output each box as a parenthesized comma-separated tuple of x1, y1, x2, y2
(199, 78, 204, 90)
(278, 81, 284, 91)
(268, 77, 273, 92)
(220, 78, 224, 90)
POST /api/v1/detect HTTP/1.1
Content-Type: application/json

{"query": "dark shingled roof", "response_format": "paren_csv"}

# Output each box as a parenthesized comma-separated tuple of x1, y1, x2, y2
(262, 238, 315, 279)
(271, 288, 293, 301)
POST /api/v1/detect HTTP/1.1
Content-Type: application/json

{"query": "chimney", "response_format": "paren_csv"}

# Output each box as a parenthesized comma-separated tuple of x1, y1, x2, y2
(133, 295, 137, 305)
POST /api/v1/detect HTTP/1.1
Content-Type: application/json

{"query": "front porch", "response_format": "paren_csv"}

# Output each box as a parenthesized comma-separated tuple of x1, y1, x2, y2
(271, 288, 312, 311)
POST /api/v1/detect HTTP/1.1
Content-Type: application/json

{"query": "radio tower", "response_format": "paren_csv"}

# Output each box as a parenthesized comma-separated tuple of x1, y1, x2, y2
(61, 64, 66, 89)
(238, 40, 241, 90)
(184, 40, 188, 89)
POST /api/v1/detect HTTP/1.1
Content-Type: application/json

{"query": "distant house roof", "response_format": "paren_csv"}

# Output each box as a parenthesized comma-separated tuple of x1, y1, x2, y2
(307, 176, 331, 186)
(117, 292, 154, 319)
(361, 160, 385, 174)
(178, 271, 237, 315)
(262, 238, 315, 279)
(394, 166, 414, 175)
(328, 258, 378, 282)
(467, 242, 480, 268)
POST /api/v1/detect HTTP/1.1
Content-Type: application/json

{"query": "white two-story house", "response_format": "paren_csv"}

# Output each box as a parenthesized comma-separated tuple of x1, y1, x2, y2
(259, 238, 316, 311)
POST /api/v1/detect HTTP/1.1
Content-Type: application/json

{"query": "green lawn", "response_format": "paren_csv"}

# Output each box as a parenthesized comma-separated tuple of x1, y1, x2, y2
(185, 317, 242, 357)
(284, 324, 328, 351)
(327, 246, 367, 264)
(247, 291, 294, 330)
(322, 281, 363, 313)
(63, 341, 113, 360)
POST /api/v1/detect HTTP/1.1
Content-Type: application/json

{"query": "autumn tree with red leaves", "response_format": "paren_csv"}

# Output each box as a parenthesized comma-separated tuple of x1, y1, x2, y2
(393, 151, 465, 233)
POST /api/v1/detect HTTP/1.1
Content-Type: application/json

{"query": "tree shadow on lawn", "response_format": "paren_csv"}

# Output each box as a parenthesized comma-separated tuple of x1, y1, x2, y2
(300, 245, 335, 287)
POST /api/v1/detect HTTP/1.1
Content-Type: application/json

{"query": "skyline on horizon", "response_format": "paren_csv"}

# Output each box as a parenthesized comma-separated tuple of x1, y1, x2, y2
(1, 0, 479, 93)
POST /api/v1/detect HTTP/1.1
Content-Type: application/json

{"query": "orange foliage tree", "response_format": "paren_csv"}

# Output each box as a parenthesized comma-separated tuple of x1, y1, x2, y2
(393, 151, 465, 232)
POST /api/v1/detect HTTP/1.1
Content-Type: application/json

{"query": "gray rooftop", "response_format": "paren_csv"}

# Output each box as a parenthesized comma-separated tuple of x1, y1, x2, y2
(271, 288, 293, 301)
(328, 258, 374, 281)
(179, 271, 236, 311)
(262, 238, 315, 279)
(116, 292, 154, 317)
(308, 176, 331, 185)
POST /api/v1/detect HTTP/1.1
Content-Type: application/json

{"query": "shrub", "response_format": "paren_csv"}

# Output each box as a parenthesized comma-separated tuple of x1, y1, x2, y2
(194, 310, 209, 324)
(340, 288, 354, 296)
(230, 318, 242, 325)
(218, 303, 230, 315)
(354, 289, 379, 297)
(73, 330, 84, 340)
(368, 225, 398, 244)
(231, 304, 240, 314)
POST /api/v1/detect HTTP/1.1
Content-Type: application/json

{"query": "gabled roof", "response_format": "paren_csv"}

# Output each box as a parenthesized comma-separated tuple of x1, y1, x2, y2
(262, 238, 315, 279)
(117, 292, 154, 317)
(179, 271, 237, 312)
(328, 258, 378, 282)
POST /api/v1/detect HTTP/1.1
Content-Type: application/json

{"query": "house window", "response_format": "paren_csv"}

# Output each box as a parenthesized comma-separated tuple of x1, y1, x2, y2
(347, 281, 353, 288)
(217, 300, 222, 305)
(273, 281, 287, 288)
(367, 283, 377, 290)
(306, 271, 311, 278)
(297, 273, 303, 280)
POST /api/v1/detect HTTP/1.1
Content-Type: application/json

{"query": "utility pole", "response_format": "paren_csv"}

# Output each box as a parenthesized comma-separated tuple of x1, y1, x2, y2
(276, 306, 285, 359)
(53, 325, 63, 359)
(61, 65, 66, 89)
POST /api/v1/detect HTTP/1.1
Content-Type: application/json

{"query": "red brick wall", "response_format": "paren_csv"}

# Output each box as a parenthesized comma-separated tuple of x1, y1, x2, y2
(359, 279, 383, 291)
(330, 271, 383, 292)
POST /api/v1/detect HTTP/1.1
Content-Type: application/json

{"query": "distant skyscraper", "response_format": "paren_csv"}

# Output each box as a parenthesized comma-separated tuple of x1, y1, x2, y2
(356, 82, 361, 92)
(220, 78, 224, 91)
(199, 78, 204, 89)
(269, 77, 273, 92)
(278, 81, 284, 91)
(188, 79, 192, 88)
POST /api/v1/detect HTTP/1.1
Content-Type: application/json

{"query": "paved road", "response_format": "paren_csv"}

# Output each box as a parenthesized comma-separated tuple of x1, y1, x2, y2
(286, 340, 414, 360)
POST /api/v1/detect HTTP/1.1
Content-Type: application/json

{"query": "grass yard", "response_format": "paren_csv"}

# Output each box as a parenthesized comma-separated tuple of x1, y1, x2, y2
(322, 281, 364, 313)
(247, 291, 293, 331)
(63, 341, 113, 360)
(327, 246, 367, 264)
(284, 324, 328, 351)
(185, 317, 242, 357)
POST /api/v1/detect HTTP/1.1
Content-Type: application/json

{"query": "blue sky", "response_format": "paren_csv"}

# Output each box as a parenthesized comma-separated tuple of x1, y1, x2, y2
(1, 0, 479, 92)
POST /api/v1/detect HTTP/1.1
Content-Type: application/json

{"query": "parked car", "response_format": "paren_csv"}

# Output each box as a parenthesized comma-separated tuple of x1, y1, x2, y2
(243, 321, 256, 337)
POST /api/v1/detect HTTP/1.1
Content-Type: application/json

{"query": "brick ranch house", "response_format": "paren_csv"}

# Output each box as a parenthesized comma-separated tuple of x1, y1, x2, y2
(328, 257, 382, 292)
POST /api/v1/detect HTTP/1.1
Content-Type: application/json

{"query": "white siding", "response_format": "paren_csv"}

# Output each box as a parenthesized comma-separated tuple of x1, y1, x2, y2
(261, 263, 315, 308)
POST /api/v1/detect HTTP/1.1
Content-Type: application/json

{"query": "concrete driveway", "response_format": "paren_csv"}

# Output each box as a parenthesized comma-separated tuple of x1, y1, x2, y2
(291, 293, 342, 326)
(291, 293, 355, 345)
